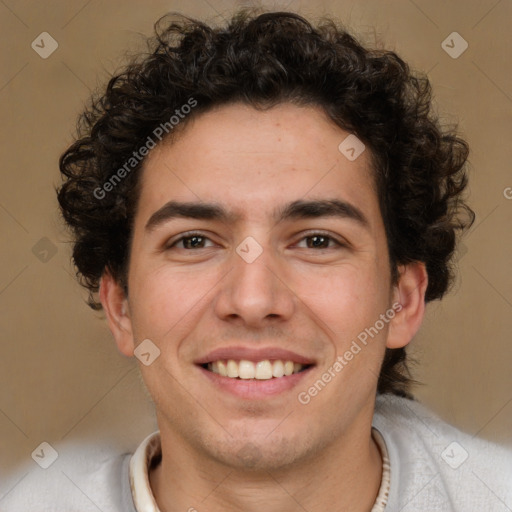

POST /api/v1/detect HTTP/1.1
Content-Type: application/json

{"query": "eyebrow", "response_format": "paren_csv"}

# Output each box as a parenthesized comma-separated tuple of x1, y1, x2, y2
(145, 198, 370, 232)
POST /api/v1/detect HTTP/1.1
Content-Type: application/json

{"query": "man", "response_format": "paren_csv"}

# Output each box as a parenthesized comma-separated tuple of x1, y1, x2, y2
(46, 9, 511, 512)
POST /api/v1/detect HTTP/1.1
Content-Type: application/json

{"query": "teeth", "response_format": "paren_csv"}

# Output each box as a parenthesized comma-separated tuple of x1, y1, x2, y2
(218, 360, 227, 377)
(272, 360, 284, 378)
(227, 359, 239, 378)
(239, 360, 255, 379)
(255, 360, 273, 380)
(206, 359, 307, 380)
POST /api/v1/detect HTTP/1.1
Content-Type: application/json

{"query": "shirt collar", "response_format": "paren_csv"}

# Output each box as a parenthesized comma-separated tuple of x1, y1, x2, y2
(129, 431, 161, 511)
(129, 428, 390, 511)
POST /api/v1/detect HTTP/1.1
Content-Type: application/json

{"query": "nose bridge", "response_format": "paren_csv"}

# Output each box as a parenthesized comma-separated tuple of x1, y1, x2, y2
(235, 241, 275, 293)
(215, 236, 295, 324)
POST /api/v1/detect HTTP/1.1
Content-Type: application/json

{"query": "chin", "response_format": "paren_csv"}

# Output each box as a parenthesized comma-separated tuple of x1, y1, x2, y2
(203, 432, 315, 472)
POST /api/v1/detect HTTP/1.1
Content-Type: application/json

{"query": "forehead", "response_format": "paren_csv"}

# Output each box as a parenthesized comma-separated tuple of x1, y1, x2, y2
(136, 103, 380, 228)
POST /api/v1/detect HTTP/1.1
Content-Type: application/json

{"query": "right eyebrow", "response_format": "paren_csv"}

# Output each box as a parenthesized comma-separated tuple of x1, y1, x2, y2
(145, 201, 240, 232)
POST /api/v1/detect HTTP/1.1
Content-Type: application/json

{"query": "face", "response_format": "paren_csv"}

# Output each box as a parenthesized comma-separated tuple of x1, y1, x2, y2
(104, 103, 422, 471)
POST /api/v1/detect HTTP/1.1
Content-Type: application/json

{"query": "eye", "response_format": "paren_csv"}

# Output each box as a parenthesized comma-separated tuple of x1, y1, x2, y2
(165, 231, 346, 251)
(295, 232, 345, 249)
(167, 233, 215, 250)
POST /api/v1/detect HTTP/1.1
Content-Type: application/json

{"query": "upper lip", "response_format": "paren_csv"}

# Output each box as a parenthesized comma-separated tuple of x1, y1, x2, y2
(194, 347, 316, 366)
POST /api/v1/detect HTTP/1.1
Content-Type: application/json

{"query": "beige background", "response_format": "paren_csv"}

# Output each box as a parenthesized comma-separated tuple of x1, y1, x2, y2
(1, 0, 511, 499)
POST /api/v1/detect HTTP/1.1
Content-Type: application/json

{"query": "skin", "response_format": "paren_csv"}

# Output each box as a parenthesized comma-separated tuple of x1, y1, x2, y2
(101, 103, 427, 512)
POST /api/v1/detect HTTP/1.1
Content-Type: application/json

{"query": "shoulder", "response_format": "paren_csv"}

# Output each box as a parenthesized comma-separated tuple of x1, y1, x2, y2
(2, 441, 136, 512)
(373, 394, 512, 512)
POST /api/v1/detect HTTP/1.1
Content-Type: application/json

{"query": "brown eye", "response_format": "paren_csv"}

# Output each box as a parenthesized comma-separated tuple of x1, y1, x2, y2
(306, 235, 331, 248)
(168, 233, 214, 250)
(296, 233, 343, 249)
(181, 236, 206, 249)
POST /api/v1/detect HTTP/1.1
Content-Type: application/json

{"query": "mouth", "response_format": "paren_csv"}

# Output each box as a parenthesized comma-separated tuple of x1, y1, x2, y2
(201, 359, 312, 380)
(194, 347, 316, 398)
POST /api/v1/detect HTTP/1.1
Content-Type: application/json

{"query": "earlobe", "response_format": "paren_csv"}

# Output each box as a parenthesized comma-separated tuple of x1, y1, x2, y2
(386, 262, 428, 349)
(99, 272, 135, 357)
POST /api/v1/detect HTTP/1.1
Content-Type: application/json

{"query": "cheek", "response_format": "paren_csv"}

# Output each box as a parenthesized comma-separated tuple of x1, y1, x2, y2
(128, 264, 218, 342)
(293, 261, 389, 340)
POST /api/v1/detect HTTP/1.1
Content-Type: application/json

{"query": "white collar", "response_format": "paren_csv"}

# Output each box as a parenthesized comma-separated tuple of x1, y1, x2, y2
(129, 431, 161, 511)
(129, 428, 391, 511)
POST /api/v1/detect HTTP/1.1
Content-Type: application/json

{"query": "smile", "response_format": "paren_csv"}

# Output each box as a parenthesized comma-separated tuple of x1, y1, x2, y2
(204, 359, 310, 380)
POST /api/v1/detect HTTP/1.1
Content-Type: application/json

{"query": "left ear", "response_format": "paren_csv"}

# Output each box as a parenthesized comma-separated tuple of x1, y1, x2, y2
(386, 262, 428, 349)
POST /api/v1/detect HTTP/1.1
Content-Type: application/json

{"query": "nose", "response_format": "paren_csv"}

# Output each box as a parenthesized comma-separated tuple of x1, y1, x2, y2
(213, 241, 296, 328)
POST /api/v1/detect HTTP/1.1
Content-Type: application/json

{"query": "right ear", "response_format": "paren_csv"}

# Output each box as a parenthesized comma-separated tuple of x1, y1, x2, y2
(99, 271, 135, 357)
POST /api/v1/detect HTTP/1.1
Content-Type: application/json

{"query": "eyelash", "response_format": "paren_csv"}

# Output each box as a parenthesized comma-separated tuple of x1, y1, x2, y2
(166, 231, 346, 250)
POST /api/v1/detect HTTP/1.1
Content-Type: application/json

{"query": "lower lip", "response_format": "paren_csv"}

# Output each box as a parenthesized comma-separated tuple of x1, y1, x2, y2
(197, 365, 314, 399)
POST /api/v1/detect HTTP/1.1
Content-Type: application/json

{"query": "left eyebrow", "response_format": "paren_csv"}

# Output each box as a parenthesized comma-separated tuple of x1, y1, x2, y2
(144, 198, 370, 232)
(275, 199, 370, 229)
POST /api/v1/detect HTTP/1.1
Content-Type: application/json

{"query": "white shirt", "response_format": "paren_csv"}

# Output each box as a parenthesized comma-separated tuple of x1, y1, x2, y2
(4, 394, 512, 511)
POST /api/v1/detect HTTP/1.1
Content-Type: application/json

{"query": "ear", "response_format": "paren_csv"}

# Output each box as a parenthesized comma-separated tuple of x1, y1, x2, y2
(99, 271, 135, 357)
(386, 262, 428, 349)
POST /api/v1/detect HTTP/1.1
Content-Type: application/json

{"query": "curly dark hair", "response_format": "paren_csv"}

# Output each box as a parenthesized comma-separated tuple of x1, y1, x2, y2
(57, 10, 474, 397)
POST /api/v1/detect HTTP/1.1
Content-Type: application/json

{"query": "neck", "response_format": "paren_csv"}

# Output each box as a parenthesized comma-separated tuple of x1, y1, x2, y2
(149, 420, 382, 512)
